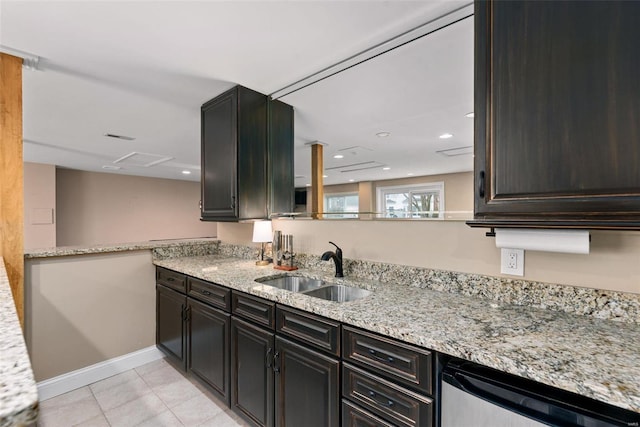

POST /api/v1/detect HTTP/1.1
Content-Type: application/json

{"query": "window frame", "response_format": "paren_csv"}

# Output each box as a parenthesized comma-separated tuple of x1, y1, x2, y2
(376, 182, 445, 219)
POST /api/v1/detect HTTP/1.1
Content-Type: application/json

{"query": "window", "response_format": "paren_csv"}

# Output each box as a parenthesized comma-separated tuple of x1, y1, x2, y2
(376, 182, 444, 219)
(324, 193, 359, 219)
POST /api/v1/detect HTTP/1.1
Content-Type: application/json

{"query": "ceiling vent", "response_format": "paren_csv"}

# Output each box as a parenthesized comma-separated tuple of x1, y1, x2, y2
(101, 165, 122, 170)
(337, 146, 374, 156)
(436, 146, 473, 157)
(326, 161, 385, 173)
(113, 152, 173, 167)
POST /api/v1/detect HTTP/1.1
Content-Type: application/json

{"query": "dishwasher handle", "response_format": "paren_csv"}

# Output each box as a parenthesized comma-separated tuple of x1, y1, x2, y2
(443, 359, 639, 427)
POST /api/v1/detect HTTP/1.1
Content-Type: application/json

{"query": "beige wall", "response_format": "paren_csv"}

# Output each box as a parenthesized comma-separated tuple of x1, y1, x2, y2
(25, 251, 156, 381)
(218, 220, 640, 294)
(56, 169, 216, 246)
(24, 162, 57, 250)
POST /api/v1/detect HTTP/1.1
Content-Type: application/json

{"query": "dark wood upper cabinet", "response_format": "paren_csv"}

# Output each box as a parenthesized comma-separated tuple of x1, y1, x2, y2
(201, 86, 293, 221)
(470, 1, 640, 230)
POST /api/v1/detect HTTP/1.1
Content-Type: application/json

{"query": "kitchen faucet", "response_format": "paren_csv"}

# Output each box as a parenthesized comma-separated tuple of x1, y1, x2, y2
(321, 241, 344, 278)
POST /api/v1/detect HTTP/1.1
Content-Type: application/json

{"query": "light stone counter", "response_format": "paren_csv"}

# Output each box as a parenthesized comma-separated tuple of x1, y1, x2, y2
(0, 259, 38, 427)
(24, 238, 220, 259)
(154, 255, 640, 415)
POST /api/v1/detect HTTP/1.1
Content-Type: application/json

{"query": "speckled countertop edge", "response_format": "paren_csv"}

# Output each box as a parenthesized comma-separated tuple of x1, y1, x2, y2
(154, 255, 640, 415)
(24, 238, 220, 259)
(0, 258, 39, 427)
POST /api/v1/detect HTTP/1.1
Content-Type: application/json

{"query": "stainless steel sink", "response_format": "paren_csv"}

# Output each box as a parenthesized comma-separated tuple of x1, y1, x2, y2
(255, 275, 325, 292)
(255, 276, 371, 302)
(302, 284, 371, 302)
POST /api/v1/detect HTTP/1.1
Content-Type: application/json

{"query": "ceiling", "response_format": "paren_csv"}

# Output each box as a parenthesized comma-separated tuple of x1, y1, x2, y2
(1, 0, 472, 183)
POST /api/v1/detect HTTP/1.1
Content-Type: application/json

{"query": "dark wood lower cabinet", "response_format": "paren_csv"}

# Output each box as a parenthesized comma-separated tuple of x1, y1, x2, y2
(342, 399, 395, 427)
(188, 298, 230, 404)
(231, 317, 275, 427)
(274, 336, 340, 427)
(156, 284, 186, 369)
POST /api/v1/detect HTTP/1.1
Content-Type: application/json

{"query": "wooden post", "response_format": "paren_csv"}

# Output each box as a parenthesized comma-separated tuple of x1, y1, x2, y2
(310, 143, 324, 219)
(0, 53, 25, 326)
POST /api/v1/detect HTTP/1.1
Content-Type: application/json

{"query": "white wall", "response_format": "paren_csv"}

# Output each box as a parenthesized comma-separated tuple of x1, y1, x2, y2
(56, 169, 216, 246)
(218, 220, 640, 294)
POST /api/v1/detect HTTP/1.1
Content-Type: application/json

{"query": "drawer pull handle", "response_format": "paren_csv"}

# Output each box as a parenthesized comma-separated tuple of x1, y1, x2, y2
(201, 290, 212, 296)
(368, 391, 376, 398)
(368, 348, 395, 364)
(265, 348, 273, 368)
(273, 351, 280, 373)
(167, 277, 175, 282)
(387, 400, 394, 407)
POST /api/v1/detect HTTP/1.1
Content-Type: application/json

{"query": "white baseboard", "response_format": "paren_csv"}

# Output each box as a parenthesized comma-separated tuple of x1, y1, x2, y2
(37, 346, 165, 401)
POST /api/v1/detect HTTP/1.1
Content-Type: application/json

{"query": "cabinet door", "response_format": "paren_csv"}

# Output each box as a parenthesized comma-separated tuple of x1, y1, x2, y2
(188, 298, 230, 404)
(274, 336, 340, 427)
(231, 317, 275, 427)
(473, 1, 640, 229)
(201, 88, 238, 219)
(156, 284, 186, 369)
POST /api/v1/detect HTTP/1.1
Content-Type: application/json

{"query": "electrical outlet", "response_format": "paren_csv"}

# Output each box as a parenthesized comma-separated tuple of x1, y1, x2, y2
(501, 248, 524, 276)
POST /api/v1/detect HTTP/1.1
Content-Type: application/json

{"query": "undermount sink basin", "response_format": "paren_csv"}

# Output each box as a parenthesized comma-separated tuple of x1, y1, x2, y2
(255, 275, 325, 292)
(255, 276, 371, 302)
(301, 284, 371, 302)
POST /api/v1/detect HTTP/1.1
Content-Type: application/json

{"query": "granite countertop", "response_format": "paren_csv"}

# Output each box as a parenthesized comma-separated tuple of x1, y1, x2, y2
(24, 238, 219, 259)
(154, 255, 640, 414)
(0, 259, 38, 427)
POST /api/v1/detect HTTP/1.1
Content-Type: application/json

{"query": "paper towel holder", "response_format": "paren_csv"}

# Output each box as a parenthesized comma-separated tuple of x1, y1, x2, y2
(493, 228, 591, 254)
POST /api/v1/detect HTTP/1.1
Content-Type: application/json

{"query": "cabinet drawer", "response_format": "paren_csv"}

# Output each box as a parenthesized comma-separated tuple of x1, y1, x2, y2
(343, 326, 432, 395)
(342, 399, 395, 427)
(188, 277, 231, 311)
(343, 364, 432, 427)
(232, 293, 275, 330)
(156, 267, 186, 293)
(276, 306, 340, 356)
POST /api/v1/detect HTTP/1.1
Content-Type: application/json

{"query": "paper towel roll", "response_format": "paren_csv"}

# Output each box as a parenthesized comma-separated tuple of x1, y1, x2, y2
(495, 229, 590, 254)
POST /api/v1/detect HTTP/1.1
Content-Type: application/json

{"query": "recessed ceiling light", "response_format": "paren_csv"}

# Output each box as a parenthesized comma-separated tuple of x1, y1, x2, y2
(407, 173, 414, 176)
(104, 133, 135, 141)
(465, 112, 474, 118)
(323, 175, 328, 178)
(376, 132, 391, 138)
(382, 167, 391, 171)
(333, 154, 344, 159)
(439, 133, 454, 139)
(348, 179, 355, 182)
(182, 170, 191, 175)
(306, 183, 311, 187)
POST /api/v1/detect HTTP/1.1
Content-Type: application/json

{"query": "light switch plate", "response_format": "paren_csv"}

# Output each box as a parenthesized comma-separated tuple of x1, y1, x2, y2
(501, 248, 524, 276)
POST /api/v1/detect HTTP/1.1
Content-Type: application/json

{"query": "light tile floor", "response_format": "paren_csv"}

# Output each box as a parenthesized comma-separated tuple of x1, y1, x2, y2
(37, 358, 251, 427)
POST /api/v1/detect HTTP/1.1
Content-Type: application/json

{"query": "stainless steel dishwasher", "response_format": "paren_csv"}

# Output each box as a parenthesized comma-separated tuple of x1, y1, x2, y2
(441, 358, 639, 427)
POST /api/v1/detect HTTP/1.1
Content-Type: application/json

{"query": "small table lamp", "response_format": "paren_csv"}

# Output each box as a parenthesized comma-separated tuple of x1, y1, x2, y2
(252, 220, 273, 266)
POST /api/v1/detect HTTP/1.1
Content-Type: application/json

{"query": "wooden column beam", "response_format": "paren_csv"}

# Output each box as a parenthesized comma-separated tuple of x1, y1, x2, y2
(310, 143, 324, 219)
(0, 53, 25, 326)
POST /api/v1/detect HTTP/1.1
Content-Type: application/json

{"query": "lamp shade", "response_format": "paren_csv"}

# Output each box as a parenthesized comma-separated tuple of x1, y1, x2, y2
(252, 220, 273, 243)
